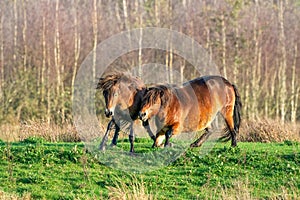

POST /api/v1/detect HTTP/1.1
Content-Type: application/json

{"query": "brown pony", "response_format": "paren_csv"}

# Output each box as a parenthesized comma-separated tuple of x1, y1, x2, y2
(97, 72, 155, 153)
(139, 76, 242, 148)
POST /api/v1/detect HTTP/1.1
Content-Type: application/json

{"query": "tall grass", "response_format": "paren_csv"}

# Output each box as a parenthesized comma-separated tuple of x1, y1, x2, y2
(107, 176, 155, 200)
(0, 190, 31, 200)
(0, 121, 80, 142)
(0, 118, 299, 143)
(207, 179, 299, 200)
(239, 118, 300, 142)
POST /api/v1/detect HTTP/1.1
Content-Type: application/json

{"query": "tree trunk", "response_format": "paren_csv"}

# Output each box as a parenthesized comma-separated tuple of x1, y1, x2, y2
(122, 0, 129, 31)
(278, 0, 287, 124)
(220, 14, 227, 78)
(54, 0, 63, 123)
(136, 0, 143, 78)
(138, 18, 143, 78)
(291, 43, 298, 123)
(13, 0, 18, 65)
(41, 15, 46, 103)
(92, 0, 98, 81)
(0, 15, 3, 99)
(22, 0, 27, 73)
(155, 0, 160, 26)
(250, 0, 260, 120)
(71, 0, 81, 105)
(47, 56, 51, 125)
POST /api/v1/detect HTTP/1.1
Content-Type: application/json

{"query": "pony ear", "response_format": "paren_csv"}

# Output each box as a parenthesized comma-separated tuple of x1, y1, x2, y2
(159, 90, 167, 104)
(159, 90, 165, 97)
(128, 83, 135, 90)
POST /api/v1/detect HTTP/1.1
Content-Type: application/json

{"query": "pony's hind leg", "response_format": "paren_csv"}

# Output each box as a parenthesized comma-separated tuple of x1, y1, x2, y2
(190, 128, 212, 147)
(221, 106, 237, 147)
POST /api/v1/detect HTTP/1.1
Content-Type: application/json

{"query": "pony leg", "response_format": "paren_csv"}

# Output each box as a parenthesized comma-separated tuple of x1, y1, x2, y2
(99, 119, 115, 151)
(129, 123, 135, 153)
(221, 107, 237, 147)
(142, 120, 156, 141)
(164, 129, 173, 147)
(152, 132, 165, 148)
(190, 128, 212, 147)
(110, 123, 120, 146)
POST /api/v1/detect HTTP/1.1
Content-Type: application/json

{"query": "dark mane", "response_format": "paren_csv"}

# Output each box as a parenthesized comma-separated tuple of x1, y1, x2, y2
(97, 72, 145, 91)
(97, 73, 123, 90)
(143, 84, 173, 106)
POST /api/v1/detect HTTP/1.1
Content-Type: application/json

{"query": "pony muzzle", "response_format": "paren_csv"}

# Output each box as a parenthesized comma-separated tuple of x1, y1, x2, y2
(139, 111, 147, 121)
(105, 108, 113, 118)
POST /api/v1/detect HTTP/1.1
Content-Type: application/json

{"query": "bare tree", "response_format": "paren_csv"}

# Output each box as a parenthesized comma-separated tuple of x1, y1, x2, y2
(13, 0, 18, 64)
(22, 0, 27, 72)
(71, 0, 81, 104)
(278, 0, 287, 124)
(0, 14, 3, 99)
(54, 0, 64, 123)
(220, 13, 227, 78)
(250, 0, 261, 119)
(92, 0, 98, 81)
(291, 43, 298, 123)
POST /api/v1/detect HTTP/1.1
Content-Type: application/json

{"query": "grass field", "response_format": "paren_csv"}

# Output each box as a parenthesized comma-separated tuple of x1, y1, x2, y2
(0, 138, 299, 199)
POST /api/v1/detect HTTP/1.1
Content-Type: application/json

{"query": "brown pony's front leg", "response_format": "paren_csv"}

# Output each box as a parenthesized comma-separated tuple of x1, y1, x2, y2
(152, 131, 165, 148)
(99, 119, 115, 151)
(164, 128, 173, 147)
(111, 122, 120, 146)
(142, 120, 156, 141)
(129, 123, 135, 153)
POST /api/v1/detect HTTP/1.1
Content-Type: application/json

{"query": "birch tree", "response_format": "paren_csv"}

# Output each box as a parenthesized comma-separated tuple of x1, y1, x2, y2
(22, 0, 27, 72)
(13, 0, 18, 64)
(0, 15, 3, 99)
(71, 0, 81, 104)
(291, 43, 298, 123)
(278, 0, 287, 124)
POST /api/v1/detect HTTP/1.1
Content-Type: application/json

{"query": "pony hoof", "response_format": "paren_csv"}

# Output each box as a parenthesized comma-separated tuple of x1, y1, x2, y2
(99, 145, 106, 151)
(110, 143, 117, 148)
(129, 152, 137, 157)
(151, 136, 156, 141)
(190, 143, 198, 148)
(165, 143, 173, 148)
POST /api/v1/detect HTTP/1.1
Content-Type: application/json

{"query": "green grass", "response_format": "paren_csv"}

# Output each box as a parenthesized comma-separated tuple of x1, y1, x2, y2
(0, 138, 299, 199)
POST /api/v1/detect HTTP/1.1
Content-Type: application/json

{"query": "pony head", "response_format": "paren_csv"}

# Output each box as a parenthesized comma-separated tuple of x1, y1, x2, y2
(139, 85, 170, 121)
(97, 72, 144, 118)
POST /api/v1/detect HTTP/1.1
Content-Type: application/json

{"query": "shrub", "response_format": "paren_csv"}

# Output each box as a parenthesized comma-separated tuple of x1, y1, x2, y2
(239, 118, 300, 143)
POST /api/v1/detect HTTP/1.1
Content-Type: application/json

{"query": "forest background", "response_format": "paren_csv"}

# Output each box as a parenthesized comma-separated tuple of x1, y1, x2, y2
(0, 0, 299, 141)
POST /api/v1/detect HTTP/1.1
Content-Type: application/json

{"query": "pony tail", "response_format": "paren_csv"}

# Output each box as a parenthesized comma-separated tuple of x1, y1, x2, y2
(232, 84, 242, 134)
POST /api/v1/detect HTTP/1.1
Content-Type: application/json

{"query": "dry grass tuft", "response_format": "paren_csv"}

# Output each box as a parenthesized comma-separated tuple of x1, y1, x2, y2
(207, 179, 299, 200)
(0, 121, 80, 142)
(0, 190, 31, 200)
(239, 118, 300, 143)
(107, 176, 155, 200)
(211, 179, 253, 200)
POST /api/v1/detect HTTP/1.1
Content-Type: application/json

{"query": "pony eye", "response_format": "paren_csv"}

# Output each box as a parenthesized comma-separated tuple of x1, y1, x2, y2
(114, 93, 118, 97)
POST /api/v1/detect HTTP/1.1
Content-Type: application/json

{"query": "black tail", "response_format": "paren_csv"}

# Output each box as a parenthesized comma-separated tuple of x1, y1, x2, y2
(232, 84, 242, 135)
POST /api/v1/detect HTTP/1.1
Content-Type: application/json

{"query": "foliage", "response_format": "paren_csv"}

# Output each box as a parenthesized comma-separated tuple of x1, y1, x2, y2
(0, 140, 299, 199)
(0, 69, 72, 124)
(0, 0, 299, 124)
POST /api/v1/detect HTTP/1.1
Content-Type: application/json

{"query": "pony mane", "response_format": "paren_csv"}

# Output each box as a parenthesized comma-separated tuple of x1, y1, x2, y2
(97, 72, 145, 91)
(143, 84, 173, 107)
